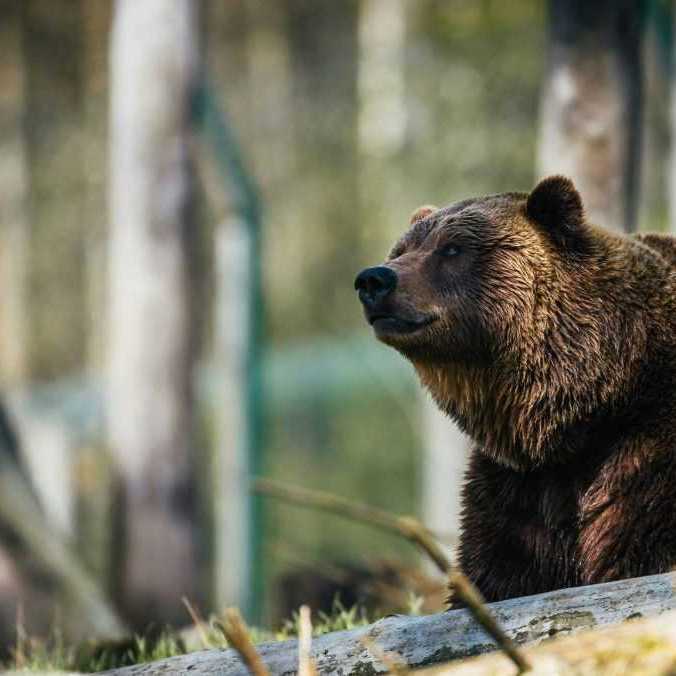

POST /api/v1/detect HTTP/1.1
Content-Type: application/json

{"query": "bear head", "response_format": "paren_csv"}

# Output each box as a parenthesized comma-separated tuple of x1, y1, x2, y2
(355, 176, 642, 469)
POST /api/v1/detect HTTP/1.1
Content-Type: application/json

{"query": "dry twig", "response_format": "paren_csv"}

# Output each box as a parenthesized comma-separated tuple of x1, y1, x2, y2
(217, 608, 270, 676)
(182, 596, 211, 650)
(253, 478, 451, 572)
(298, 605, 317, 676)
(448, 572, 530, 673)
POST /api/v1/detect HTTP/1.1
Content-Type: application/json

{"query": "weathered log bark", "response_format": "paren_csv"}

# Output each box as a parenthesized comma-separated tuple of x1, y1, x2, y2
(424, 608, 676, 675)
(101, 572, 676, 675)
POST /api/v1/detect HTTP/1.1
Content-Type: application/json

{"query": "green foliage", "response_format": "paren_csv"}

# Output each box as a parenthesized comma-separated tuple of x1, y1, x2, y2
(7, 623, 193, 672)
(276, 598, 371, 640)
(263, 382, 421, 621)
(126, 634, 186, 665)
(10, 627, 79, 672)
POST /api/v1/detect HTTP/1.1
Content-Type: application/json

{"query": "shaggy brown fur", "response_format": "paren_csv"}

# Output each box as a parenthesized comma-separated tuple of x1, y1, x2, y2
(355, 176, 676, 602)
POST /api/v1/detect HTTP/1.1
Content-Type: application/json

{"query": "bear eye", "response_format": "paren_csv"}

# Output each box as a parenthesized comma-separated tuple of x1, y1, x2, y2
(439, 243, 461, 258)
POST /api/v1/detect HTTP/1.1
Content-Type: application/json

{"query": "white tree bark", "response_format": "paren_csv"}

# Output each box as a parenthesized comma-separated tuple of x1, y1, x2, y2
(537, 0, 643, 233)
(101, 572, 676, 675)
(107, 0, 200, 626)
(357, 0, 406, 158)
(12, 408, 74, 535)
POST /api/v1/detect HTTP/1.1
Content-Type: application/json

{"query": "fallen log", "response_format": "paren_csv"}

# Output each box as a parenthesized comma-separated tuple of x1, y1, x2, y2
(423, 607, 676, 675)
(102, 571, 676, 675)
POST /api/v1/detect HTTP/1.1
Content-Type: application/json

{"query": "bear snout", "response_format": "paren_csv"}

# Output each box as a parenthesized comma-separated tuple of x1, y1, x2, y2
(354, 266, 398, 307)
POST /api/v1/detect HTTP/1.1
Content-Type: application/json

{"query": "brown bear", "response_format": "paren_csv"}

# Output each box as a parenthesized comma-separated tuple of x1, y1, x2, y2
(355, 175, 676, 602)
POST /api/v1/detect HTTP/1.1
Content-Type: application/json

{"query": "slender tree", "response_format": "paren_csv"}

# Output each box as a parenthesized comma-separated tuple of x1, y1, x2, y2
(0, 2, 29, 384)
(670, 5, 676, 234)
(538, 0, 643, 233)
(107, 0, 200, 626)
(23, 0, 88, 377)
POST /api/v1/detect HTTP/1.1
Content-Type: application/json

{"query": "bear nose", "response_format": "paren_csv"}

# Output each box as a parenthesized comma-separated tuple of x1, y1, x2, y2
(354, 266, 398, 305)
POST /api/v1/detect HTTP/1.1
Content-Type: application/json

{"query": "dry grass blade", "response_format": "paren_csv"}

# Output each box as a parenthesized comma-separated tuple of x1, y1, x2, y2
(298, 605, 317, 676)
(217, 608, 270, 676)
(14, 603, 26, 669)
(182, 596, 211, 650)
(254, 477, 530, 673)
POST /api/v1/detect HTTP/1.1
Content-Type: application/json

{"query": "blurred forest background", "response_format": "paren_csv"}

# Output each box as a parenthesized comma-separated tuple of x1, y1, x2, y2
(0, 0, 673, 656)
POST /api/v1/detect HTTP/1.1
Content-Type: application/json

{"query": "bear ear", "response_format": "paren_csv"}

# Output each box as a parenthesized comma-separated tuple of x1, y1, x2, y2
(526, 176, 587, 249)
(409, 204, 438, 225)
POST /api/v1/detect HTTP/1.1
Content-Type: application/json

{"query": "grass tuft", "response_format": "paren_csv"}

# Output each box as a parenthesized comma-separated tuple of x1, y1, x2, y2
(5, 600, 377, 673)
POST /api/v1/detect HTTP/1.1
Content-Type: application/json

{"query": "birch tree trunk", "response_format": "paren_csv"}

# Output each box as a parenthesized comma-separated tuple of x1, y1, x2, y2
(0, 1, 29, 385)
(538, 0, 643, 233)
(108, 0, 200, 627)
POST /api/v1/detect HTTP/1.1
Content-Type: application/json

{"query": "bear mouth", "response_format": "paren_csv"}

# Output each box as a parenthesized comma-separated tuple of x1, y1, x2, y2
(368, 313, 437, 336)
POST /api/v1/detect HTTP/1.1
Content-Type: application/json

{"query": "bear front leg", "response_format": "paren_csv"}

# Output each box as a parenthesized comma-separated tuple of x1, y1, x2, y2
(578, 436, 676, 585)
(457, 448, 580, 603)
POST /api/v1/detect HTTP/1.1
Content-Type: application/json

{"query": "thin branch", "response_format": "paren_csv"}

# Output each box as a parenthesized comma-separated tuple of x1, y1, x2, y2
(182, 596, 211, 650)
(448, 572, 530, 673)
(253, 478, 530, 673)
(253, 478, 451, 572)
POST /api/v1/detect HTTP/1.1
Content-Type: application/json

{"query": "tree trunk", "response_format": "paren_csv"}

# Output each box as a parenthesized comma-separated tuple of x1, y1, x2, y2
(107, 0, 200, 627)
(0, 1, 29, 385)
(538, 0, 643, 233)
(23, 0, 88, 377)
(670, 6, 676, 234)
(81, 0, 112, 375)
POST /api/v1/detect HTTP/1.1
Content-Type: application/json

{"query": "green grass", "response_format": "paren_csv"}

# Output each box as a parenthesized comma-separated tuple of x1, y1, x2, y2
(276, 598, 372, 640)
(4, 597, 392, 673)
